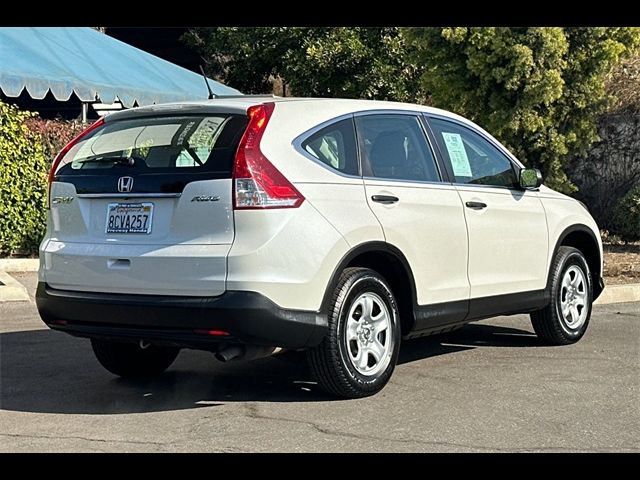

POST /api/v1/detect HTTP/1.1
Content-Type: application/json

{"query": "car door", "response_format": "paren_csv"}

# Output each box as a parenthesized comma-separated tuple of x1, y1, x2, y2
(355, 112, 470, 332)
(426, 115, 549, 317)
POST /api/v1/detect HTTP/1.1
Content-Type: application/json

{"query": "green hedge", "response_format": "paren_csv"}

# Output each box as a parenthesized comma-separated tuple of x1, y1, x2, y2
(0, 101, 48, 256)
(612, 185, 640, 242)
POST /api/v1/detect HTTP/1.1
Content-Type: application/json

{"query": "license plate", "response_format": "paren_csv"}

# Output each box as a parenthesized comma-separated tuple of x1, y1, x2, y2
(106, 203, 154, 234)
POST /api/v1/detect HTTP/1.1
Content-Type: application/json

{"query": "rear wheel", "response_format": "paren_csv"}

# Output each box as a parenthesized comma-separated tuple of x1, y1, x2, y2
(91, 339, 179, 378)
(307, 268, 401, 398)
(531, 246, 593, 345)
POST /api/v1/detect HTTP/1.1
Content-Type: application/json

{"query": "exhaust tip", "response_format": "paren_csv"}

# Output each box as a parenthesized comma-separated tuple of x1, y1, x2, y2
(214, 345, 280, 363)
(214, 352, 227, 362)
(215, 345, 244, 363)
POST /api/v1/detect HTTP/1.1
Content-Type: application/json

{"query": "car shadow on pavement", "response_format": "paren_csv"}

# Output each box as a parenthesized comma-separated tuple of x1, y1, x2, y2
(0, 323, 539, 415)
(398, 323, 540, 364)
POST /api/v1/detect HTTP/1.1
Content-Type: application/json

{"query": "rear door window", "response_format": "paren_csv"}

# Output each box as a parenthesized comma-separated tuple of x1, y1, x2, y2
(355, 114, 440, 183)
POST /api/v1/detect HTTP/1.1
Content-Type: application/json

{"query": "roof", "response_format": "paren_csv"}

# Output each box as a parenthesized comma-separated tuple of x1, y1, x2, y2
(106, 96, 468, 126)
(0, 27, 240, 107)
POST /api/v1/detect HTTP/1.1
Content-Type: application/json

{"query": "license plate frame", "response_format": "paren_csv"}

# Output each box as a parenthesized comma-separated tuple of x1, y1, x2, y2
(105, 202, 154, 234)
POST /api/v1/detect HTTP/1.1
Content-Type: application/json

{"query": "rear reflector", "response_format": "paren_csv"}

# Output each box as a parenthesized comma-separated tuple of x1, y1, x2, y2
(233, 103, 304, 209)
(193, 329, 230, 336)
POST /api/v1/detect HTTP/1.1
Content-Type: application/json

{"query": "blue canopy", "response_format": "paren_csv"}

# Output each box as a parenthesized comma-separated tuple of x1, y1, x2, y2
(0, 27, 240, 107)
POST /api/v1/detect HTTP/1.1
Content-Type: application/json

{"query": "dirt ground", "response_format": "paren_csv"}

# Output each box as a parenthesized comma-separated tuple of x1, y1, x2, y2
(603, 242, 640, 285)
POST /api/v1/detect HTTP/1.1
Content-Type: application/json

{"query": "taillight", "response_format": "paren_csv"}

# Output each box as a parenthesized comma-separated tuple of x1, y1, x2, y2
(47, 117, 105, 208)
(233, 103, 304, 209)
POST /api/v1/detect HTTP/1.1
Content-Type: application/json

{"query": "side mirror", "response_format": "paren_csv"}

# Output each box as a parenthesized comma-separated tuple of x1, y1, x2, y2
(519, 168, 543, 189)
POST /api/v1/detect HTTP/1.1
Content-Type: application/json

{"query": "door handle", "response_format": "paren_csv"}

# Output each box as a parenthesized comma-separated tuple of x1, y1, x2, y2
(371, 195, 399, 204)
(465, 201, 487, 210)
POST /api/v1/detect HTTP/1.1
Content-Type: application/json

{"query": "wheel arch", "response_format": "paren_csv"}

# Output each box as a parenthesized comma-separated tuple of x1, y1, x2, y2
(321, 242, 418, 335)
(551, 224, 604, 300)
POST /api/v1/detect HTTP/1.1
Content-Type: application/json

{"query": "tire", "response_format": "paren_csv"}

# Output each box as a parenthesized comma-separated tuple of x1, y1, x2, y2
(531, 246, 593, 345)
(307, 267, 401, 398)
(91, 339, 180, 378)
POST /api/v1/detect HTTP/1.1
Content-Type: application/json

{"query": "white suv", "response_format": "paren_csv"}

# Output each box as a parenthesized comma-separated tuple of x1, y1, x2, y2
(36, 97, 604, 398)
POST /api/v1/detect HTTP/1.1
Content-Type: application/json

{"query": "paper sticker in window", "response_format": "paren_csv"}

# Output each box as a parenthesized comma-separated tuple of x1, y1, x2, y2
(441, 132, 472, 177)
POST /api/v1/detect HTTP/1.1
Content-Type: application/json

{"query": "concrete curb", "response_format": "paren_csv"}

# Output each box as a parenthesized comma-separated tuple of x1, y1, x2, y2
(595, 283, 640, 305)
(0, 272, 30, 302)
(0, 259, 39, 272)
(0, 260, 638, 305)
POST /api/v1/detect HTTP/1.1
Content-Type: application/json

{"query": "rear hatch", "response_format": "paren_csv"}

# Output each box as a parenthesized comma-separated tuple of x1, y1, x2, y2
(42, 112, 248, 296)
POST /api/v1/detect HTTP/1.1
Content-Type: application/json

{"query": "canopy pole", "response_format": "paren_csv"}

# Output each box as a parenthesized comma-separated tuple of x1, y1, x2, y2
(81, 102, 88, 124)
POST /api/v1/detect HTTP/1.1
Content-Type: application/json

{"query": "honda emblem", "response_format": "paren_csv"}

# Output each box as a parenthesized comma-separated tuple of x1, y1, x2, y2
(118, 176, 134, 193)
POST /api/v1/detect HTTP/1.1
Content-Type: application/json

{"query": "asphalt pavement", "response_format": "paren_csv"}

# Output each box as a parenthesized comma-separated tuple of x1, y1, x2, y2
(1, 272, 638, 452)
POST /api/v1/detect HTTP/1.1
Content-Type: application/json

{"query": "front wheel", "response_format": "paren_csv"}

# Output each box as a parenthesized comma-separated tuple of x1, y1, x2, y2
(91, 339, 179, 378)
(531, 246, 593, 345)
(307, 267, 401, 398)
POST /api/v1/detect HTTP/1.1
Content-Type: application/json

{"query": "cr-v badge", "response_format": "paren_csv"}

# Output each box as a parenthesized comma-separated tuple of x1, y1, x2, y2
(191, 195, 220, 202)
(118, 176, 134, 193)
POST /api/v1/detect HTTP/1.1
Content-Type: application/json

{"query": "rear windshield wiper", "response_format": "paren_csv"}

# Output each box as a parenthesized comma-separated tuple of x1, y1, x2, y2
(75, 155, 139, 166)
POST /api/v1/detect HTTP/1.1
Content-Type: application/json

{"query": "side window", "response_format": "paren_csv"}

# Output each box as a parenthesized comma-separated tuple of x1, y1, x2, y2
(428, 117, 517, 188)
(301, 118, 358, 176)
(355, 114, 440, 183)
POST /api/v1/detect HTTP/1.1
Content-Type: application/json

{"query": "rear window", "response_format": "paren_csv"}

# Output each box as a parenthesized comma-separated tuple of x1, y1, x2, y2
(55, 115, 248, 176)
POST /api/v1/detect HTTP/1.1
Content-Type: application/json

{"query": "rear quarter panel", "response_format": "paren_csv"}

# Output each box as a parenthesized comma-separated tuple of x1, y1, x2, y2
(227, 201, 351, 311)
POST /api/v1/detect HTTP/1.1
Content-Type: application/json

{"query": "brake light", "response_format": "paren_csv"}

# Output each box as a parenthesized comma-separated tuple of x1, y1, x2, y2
(47, 117, 105, 208)
(233, 103, 304, 209)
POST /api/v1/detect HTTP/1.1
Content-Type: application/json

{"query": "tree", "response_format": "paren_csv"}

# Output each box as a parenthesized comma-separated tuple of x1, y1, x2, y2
(182, 28, 296, 94)
(404, 27, 640, 192)
(606, 51, 640, 114)
(182, 27, 424, 102)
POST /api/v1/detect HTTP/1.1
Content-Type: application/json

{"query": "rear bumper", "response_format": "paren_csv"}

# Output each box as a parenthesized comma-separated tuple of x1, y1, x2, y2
(36, 283, 328, 350)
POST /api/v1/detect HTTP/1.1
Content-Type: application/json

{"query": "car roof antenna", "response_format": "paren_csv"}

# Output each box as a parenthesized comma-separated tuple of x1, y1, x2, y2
(199, 65, 216, 100)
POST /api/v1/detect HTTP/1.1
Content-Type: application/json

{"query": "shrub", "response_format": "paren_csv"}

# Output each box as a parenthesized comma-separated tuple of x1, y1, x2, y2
(0, 101, 49, 256)
(612, 185, 640, 242)
(0, 102, 86, 256)
(25, 117, 84, 166)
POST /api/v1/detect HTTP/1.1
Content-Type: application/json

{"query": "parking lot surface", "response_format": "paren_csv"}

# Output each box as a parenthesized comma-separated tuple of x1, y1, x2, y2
(1, 273, 638, 452)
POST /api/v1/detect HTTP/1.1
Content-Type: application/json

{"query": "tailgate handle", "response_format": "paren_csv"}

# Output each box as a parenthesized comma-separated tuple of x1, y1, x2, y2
(107, 259, 131, 269)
